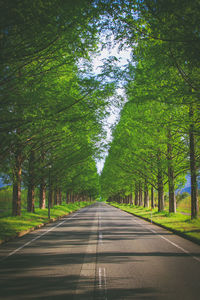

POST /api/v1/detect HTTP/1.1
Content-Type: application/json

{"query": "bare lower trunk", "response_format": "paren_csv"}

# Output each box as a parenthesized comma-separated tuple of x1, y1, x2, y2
(58, 188, 62, 205)
(134, 183, 139, 205)
(39, 180, 46, 209)
(54, 187, 58, 205)
(129, 193, 133, 205)
(157, 150, 164, 212)
(151, 186, 155, 209)
(144, 179, 149, 208)
(69, 192, 73, 203)
(48, 183, 53, 208)
(27, 151, 35, 213)
(66, 192, 70, 203)
(167, 130, 176, 213)
(157, 169, 164, 212)
(12, 150, 22, 216)
(168, 165, 176, 213)
(158, 179, 164, 212)
(27, 187, 35, 212)
(71, 193, 74, 203)
(139, 182, 143, 206)
(39, 151, 46, 209)
(189, 105, 198, 219)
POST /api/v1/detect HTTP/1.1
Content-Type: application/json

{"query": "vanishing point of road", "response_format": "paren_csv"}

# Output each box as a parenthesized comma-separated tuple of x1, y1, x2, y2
(0, 202, 200, 300)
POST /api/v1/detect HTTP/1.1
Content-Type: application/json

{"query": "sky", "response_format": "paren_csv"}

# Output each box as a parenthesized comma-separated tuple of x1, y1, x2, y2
(90, 37, 132, 173)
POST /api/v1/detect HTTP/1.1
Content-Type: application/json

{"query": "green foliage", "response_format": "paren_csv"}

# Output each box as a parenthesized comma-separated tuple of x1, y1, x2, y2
(0, 1, 118, 215)
(1, 1, 199, 219)
(100, 2, 200, 218)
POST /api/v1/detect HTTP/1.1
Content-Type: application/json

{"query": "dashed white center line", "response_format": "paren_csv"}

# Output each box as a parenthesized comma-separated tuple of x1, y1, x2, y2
(99, 267, 102, 287)
(97, 211, 107, 299)
(99, 232, 103, 243)
(98, 267, 107, 300)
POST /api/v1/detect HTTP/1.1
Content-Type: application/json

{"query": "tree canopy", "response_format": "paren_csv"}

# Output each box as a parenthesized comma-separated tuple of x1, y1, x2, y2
(0, 0, 199, 218)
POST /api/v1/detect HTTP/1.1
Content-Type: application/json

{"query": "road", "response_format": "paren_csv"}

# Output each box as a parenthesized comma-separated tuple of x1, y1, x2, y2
(0, 202, 200, 300)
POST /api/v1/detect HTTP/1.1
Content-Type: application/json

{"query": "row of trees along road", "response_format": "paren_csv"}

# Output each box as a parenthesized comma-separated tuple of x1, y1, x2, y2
(0, 1, 199, 218)
(100, 0, 200, 219)
(0, 1, 116, 216)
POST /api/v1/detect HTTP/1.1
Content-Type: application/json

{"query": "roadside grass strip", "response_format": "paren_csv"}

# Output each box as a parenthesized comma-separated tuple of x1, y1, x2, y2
(108, 202, 200, 244)
(0, 201, 93, 243)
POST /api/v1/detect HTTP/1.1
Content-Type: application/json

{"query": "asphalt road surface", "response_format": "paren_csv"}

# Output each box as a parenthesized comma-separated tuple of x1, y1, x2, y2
(0, 202, 200, 300)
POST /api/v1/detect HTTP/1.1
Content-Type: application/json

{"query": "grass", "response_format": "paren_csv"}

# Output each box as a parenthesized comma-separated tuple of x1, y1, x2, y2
(108, 202, 200, 244)
(0, 201, 93, 242)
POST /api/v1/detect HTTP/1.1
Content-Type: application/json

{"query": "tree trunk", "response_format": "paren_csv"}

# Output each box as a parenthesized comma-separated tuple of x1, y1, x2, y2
(54, 187, 58, 205)
(139, 182, 143, 206)
(158, 175, 164, 212)
(66, 192, 69, 203)
(127, 195, 129, 204)
(144, 179, 149, 208)
(167, 130, 176, 213)
(39, 179, 46, 209)
(58, 188, 62, 205)
(157, 150, 164, 212)
(134, 183, 139, 206)
(72, 193, 75, 203)
(39, 151, 46, 209)
(151, 186, 155, 209)
(48, 183, 53, 208)
(189, 104, 198, 219)
(27, 151, 35, 213)
(27, 186, 35, 212)
(168, 168, 176, 213)
(129, 193, 133, 205)
(12, 149, 22, 216)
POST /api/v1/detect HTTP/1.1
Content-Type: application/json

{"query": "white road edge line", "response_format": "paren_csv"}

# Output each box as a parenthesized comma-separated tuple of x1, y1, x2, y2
(133, 219, 200, 263)
(99, 267, 102, 288)
(99, 232, 103, 244)
(103, 267, 107, 300)
(0, 211, 80, 262)
(149, 227, 200, 263)
(98, 267, 107, 300)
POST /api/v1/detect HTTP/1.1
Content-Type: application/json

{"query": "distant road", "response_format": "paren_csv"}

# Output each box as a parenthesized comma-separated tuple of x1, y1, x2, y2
(0, 202, 200, 299)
